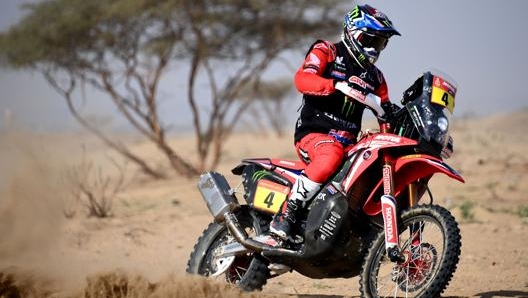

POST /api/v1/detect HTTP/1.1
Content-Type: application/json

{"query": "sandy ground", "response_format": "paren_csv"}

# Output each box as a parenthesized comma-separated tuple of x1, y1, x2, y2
(0, 110, 527, 298)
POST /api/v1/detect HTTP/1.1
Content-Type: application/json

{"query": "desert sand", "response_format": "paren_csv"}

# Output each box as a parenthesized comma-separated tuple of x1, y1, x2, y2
(0, 109, 527, 298)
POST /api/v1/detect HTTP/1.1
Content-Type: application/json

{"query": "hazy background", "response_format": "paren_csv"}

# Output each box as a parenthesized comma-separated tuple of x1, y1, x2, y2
(1, 0, 527, 132)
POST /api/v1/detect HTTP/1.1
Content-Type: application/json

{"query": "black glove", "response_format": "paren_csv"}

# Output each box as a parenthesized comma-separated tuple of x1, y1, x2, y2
(381, 102, 400, 116)
(378, 102, 400, 124)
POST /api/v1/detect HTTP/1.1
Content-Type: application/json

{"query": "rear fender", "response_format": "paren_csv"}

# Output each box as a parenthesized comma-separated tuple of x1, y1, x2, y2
(363, 154, 464, 216)
(230, 159, 299, 215)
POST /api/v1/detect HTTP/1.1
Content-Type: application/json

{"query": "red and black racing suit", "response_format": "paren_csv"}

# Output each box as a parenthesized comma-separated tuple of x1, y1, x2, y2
(293, 40, 392, 183)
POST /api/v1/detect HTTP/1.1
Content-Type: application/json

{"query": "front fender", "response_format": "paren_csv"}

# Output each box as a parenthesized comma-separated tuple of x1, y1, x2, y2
(393, 154, 464, 184)
(363, 154, 464, 216)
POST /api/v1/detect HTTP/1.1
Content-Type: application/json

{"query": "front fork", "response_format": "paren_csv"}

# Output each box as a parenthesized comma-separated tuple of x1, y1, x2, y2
(379, 123, 420, 263)
(380, 163, 405, 263)
(381, 161, 422, 263)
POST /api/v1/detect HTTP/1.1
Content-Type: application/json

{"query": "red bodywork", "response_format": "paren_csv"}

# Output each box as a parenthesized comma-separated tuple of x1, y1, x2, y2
(236, 132, 464, 217)
(340, 132, 465, 216)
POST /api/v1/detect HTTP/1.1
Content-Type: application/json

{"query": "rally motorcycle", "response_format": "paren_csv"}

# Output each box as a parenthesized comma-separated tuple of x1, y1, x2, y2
(186, 69, 464, 298)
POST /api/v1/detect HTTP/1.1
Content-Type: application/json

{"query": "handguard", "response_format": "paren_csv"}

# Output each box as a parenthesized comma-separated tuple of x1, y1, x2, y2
(334, 82, 385, 116)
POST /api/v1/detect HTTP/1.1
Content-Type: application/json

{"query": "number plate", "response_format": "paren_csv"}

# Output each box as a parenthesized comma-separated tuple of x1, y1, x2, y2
(253, 180, 290, 213)
(431, 75, 457, 113)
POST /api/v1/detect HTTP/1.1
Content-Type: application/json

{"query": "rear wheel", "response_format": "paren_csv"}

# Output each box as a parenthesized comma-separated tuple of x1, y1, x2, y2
(359, 205, 461, 298)
(186, 208, 270, 291)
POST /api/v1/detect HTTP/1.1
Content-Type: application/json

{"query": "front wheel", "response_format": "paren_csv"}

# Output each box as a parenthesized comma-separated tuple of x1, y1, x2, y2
(186, 207, 270, 291)
(359, 205, 461, 298)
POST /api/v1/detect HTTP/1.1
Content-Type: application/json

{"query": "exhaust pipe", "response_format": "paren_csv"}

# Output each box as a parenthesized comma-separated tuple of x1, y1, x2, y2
(225, 211, 301, 258)
(197, 172, 302, 257)
(224, 212, 270, 253)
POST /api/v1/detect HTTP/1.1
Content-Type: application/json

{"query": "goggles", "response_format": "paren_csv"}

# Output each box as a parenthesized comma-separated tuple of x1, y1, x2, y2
(356, 31, 389, 52)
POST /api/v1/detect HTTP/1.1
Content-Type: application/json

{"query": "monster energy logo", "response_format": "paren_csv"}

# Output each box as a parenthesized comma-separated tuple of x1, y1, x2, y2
(350, 6, 360, 19)
(252, 170, 271, 182)
(345, 7, 361, 27)
(342, 97, 355, 117)
(358, 53, 366, 62)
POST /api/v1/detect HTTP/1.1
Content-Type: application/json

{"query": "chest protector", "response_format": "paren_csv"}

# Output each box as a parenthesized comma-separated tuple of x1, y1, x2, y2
(295, 41, 385, 143)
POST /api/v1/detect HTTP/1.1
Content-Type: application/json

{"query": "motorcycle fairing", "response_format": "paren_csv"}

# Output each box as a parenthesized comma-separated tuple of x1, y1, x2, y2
(340, 133, 418, 194)
(362, 154, 465, 216)
(264, 190, 365, 279)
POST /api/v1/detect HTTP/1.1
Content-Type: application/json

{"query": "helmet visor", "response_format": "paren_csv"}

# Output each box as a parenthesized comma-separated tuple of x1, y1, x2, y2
(357, 31, 389, 52)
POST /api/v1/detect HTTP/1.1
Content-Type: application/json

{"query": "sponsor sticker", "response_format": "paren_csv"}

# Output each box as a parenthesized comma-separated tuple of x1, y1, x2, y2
(331, 70, 346, 79)
(382, 165, 393, 195)
(431, 75, 456, 112)
(348, 76, 374, 90)
(253, 180, 289, 213)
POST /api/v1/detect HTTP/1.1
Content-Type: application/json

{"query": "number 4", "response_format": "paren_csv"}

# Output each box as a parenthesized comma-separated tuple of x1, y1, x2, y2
(263, 192, 275, 208)
(441, 92, 449, 106)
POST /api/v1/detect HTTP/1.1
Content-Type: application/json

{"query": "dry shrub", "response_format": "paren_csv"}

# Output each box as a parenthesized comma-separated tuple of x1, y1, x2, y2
(82, 271, 154, 298)
(80, 271, 258, 298)
(151, 275, 256, 298)
(0, 272, 20, 298)
(63, 148, 129, 218)
(0, 269, 284, 298)
(0, 269, 55, 298)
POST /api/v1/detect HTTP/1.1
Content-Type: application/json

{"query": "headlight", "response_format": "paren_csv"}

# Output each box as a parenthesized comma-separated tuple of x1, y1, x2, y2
(437, 117, 449, 132)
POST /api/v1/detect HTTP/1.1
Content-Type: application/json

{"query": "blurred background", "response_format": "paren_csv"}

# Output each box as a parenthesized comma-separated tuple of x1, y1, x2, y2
(0, 3, 527, 297)
(1, 0, 527, 133)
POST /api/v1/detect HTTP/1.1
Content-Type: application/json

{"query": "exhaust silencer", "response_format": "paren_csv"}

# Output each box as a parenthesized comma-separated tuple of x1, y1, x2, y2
(197, 172, 240, 222)
(198, 172, 302, 257)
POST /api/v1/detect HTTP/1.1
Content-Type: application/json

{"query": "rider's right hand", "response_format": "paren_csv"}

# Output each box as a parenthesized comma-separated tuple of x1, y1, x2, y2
(377, 102, 401, 125)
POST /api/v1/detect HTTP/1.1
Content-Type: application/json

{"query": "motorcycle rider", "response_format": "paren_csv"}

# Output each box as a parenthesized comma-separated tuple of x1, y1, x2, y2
(270, 4, 400, 240)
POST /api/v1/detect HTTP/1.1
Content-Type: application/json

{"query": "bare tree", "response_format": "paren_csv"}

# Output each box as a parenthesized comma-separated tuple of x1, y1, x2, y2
(241, 79, 296, 137)
(0, 0, 350, 177)
(256, 79, 297, 137)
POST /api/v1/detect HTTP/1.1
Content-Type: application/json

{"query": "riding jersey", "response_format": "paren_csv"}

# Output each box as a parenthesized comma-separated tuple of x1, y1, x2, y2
(294, 40, 390, 143)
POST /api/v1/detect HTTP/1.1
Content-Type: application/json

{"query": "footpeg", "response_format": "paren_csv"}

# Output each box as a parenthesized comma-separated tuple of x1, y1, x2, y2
(252, 234, 280, 247)
(269, 263, 291, 275)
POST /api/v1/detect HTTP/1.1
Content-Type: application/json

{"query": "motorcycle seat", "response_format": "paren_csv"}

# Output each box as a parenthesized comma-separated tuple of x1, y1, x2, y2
(269, 158, 306, 171)
(235, 158, 305, 171)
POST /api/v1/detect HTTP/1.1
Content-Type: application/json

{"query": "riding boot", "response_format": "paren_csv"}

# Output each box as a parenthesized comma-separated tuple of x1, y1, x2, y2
(270, 174, 321, 240)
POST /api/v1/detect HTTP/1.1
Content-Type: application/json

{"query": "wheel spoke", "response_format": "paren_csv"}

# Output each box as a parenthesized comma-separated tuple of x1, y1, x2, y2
(370, 213, 446, 297)
(187, 210, 271, 291)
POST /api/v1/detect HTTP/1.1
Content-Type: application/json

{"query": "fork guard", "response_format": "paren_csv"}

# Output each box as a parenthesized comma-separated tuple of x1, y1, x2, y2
(363, 154, 465, 216)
